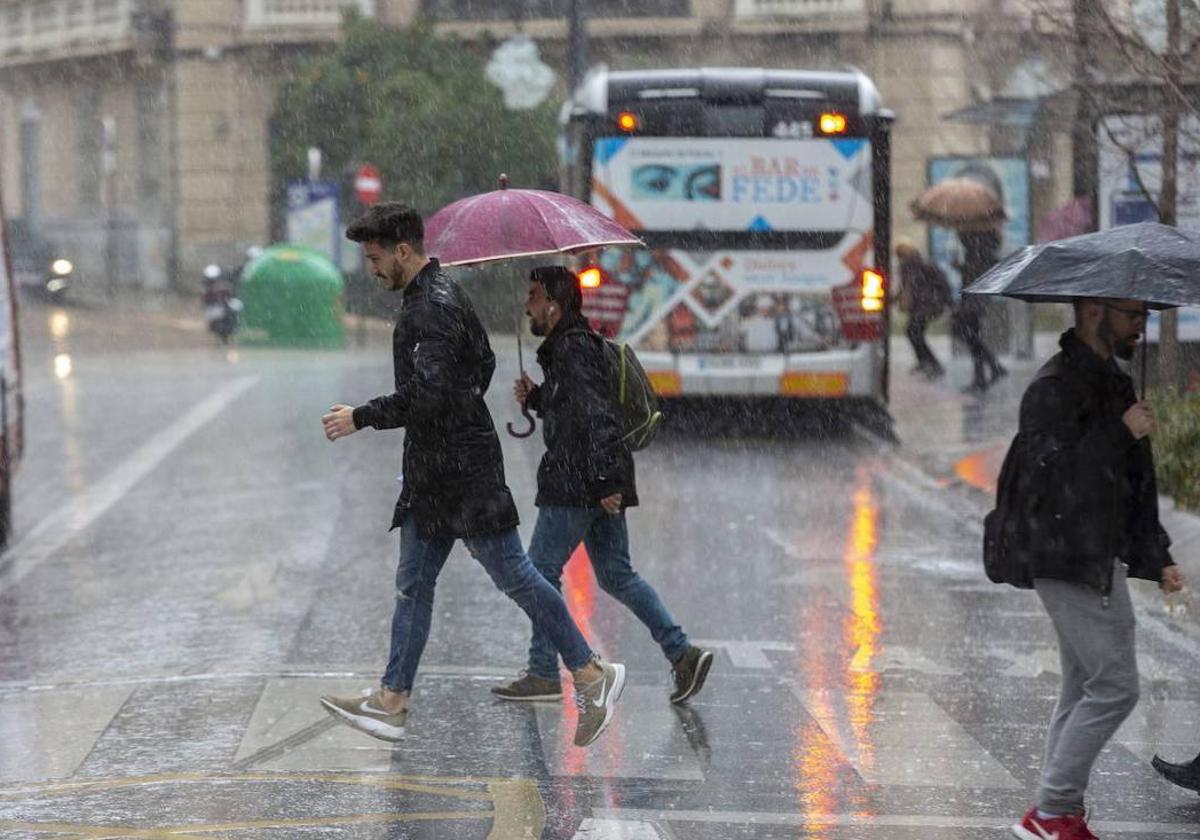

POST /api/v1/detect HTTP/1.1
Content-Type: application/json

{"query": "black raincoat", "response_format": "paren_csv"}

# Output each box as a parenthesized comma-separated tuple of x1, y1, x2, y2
(352, 259, 519, 538)
(526, 312, 638, 509)
(1015, 329, 1173, 593)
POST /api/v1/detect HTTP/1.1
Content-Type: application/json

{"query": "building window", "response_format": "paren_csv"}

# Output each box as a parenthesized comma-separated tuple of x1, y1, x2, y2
(244, 0, 376, 27)
(0, 0, 132, 56)
(418, 0, 690, 19)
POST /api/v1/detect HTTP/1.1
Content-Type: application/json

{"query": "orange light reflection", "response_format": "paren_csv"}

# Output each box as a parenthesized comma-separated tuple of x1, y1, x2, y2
(794, 468, 882, 834)
(558, 544, 598, 776)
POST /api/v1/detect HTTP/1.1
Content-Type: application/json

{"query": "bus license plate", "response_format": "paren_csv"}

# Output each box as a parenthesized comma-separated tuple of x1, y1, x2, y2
(681, 355, 781, 375)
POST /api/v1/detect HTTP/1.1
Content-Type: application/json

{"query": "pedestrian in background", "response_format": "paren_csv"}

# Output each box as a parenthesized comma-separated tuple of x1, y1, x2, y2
(493, 266, 713, 705)
(895, 236, 951, 379)
(954, 228, 1008, 392)
(319, 204, 625, 748)
(1008, 298, 1184, 840)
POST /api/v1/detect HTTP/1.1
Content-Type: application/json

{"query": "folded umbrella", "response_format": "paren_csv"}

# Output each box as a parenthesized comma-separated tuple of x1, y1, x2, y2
(425, 175, 643, 437)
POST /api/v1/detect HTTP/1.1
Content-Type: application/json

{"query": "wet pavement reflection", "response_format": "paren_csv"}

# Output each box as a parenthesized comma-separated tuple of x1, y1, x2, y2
(2, 301, 1200, 838)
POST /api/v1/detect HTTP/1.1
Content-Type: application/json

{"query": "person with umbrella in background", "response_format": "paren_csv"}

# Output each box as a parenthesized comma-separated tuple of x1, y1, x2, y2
(963, 222, 1193, 839)
(894, 236, 951, 379)
(318, 203, 625, 748)
(492, 266, 713, 706)
(911, 177, 1009, 391)
(953, 228, 1008, 392)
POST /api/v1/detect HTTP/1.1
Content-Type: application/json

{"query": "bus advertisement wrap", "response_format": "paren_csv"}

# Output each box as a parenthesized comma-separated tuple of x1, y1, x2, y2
(586, 136, 876, 368)
(591, 137, 874, 233)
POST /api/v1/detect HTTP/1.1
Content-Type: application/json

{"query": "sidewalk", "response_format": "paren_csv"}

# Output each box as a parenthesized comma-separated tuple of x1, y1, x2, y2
(888, 330, 1200, 618)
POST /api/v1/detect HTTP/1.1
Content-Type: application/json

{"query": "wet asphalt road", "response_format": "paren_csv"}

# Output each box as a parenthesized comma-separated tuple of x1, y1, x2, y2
(4, 298, 1200, 839)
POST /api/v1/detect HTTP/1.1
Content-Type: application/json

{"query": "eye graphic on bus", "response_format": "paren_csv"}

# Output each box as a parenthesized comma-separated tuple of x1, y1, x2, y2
(632, 164, 722, 201)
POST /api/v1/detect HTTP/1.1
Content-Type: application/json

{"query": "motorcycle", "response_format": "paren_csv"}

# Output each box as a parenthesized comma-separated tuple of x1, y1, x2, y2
(201, 263, 243, 344)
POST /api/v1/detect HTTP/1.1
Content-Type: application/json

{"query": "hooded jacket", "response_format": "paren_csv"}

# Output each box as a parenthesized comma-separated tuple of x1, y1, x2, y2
(353, 259, 519, 538)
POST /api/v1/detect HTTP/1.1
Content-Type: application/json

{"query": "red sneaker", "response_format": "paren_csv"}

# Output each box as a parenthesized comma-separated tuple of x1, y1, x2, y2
(1011, 808, 1098, 840)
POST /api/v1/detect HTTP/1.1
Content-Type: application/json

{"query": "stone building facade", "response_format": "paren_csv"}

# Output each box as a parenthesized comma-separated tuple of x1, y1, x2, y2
(0, 0, 1072, 290)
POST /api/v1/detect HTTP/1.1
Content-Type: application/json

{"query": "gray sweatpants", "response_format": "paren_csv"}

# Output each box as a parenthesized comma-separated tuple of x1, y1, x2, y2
(1034, 561, 1140, 814)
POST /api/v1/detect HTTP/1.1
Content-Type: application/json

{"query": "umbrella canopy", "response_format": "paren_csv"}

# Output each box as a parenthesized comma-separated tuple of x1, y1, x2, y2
(425, 184, 642, 266)
(911, 177, 1007, 231)
(963, 222, 1200, 309)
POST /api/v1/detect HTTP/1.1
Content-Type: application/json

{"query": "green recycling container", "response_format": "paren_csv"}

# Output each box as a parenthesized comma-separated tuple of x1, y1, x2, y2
(240, 244, 345, 347)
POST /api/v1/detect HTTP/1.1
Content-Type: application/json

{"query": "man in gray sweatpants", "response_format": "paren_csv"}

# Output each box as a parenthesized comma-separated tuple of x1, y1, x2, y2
(1009, 300, 1184, 840)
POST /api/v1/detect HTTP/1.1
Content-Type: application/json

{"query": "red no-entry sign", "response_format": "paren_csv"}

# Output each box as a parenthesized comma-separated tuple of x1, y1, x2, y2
(354, 164, 382, 206)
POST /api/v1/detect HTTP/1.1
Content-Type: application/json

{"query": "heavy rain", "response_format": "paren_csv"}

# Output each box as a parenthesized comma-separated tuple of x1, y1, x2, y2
(2, 1, 1200, 838)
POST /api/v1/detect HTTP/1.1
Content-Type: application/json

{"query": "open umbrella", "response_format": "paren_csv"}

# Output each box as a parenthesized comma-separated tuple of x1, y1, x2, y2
(911, 177, 1007, 231)
(425, 175, 643, 437)
(963, 222, 1200, 395)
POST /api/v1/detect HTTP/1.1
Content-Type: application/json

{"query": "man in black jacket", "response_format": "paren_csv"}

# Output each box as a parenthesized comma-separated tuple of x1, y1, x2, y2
(318, 204, 624, 748)
(491, 266, 712, 705)
(1010, 298, 1184, 840)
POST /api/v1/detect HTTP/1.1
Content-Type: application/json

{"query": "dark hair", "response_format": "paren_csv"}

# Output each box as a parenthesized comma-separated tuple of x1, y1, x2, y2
(530, 266, 583, 316)
(346, 202, 424, 252)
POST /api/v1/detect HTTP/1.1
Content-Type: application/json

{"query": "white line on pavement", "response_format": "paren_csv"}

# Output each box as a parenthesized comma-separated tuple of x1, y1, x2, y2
(593, 808, 1200, 835)
(0, 375, 260, 597)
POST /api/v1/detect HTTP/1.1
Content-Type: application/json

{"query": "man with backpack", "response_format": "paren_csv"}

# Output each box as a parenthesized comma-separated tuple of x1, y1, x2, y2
(318, 206, 625, 748)
(493, 266, 713, 705)
(894, 237, 951, 379)
(992, 298, 1185, 840)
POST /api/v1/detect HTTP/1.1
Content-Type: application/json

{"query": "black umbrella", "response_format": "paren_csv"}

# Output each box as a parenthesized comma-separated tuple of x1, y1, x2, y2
(963, 222, 1200, 396)
(963, 222, 1200, 308)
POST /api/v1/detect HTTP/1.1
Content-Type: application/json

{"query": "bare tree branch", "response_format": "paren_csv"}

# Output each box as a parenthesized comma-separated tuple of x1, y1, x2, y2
(1096, 113, 1164, 216)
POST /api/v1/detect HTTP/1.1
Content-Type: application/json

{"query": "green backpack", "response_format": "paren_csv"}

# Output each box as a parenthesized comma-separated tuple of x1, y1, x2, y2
(573, 330, 664, 451)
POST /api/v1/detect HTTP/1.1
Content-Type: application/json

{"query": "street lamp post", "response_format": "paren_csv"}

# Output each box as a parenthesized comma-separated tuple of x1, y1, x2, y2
(567, 0, 588, 95)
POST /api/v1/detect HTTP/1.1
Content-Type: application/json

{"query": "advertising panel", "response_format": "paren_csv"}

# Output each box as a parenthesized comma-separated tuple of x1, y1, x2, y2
(591, 136, 874, 234)
(1097, 114, 1200, 342)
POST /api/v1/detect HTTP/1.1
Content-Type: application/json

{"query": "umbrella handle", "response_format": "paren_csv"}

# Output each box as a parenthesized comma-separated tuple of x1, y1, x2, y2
(507, 405, 536, 439)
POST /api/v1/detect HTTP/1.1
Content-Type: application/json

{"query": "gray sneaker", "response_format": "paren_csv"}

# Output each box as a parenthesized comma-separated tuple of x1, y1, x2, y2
(319, 690, 408, 742)
(491, 671, 563, 702)
(573, 661, 626, 747)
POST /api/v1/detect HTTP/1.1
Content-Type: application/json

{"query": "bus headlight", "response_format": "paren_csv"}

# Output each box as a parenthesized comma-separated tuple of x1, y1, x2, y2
(52, 259, 73, 276)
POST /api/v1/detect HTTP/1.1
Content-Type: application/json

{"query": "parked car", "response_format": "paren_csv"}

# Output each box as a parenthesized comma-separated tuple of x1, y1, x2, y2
(8, 219, 75, 303)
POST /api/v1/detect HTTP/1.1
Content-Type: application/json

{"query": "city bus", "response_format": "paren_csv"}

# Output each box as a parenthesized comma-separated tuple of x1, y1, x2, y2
(0, 172, 24, 550)
(560, 67, 894, 404)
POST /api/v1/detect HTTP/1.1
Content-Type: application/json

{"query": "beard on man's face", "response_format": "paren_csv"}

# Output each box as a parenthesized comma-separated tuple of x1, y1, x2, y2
(1101, 314, 1139, 361)
(529, 315, 548, 337)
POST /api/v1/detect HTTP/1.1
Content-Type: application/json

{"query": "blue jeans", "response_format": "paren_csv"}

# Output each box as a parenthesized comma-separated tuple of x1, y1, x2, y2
(382, 513, 595, 692)
(527, 506, 688, 681)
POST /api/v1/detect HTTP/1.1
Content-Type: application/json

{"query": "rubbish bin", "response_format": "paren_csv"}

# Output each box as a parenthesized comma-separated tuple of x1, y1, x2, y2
(240, 244, 345, 347)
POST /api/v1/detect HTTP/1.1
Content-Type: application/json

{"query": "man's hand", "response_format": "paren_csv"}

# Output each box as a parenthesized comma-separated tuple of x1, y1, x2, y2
(1161, 564, 1186, 594)
(513, 373, 535, 408)
(1123, 401, 1155, 440)
(322, 405, 358, 442)
(600, 493, 623, 516)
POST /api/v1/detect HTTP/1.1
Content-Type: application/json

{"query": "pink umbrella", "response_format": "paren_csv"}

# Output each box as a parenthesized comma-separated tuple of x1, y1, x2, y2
(425, 177, 641, 267)
(425, 175, 642, 437)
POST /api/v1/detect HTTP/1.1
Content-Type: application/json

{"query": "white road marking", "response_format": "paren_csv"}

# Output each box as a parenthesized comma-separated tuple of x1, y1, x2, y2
(594, 807, 1200, 834)
(0, 376, 260, 596)
(691, 639, 794, 670)
(571, 818, 664, 839)
(794, 687, 1021, 789)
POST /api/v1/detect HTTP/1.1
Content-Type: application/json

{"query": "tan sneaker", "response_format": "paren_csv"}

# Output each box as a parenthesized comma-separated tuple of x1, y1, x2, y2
(319, 690, 408, 742)
(573, 661, 625, 747)
(491, 671, 563, 702)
